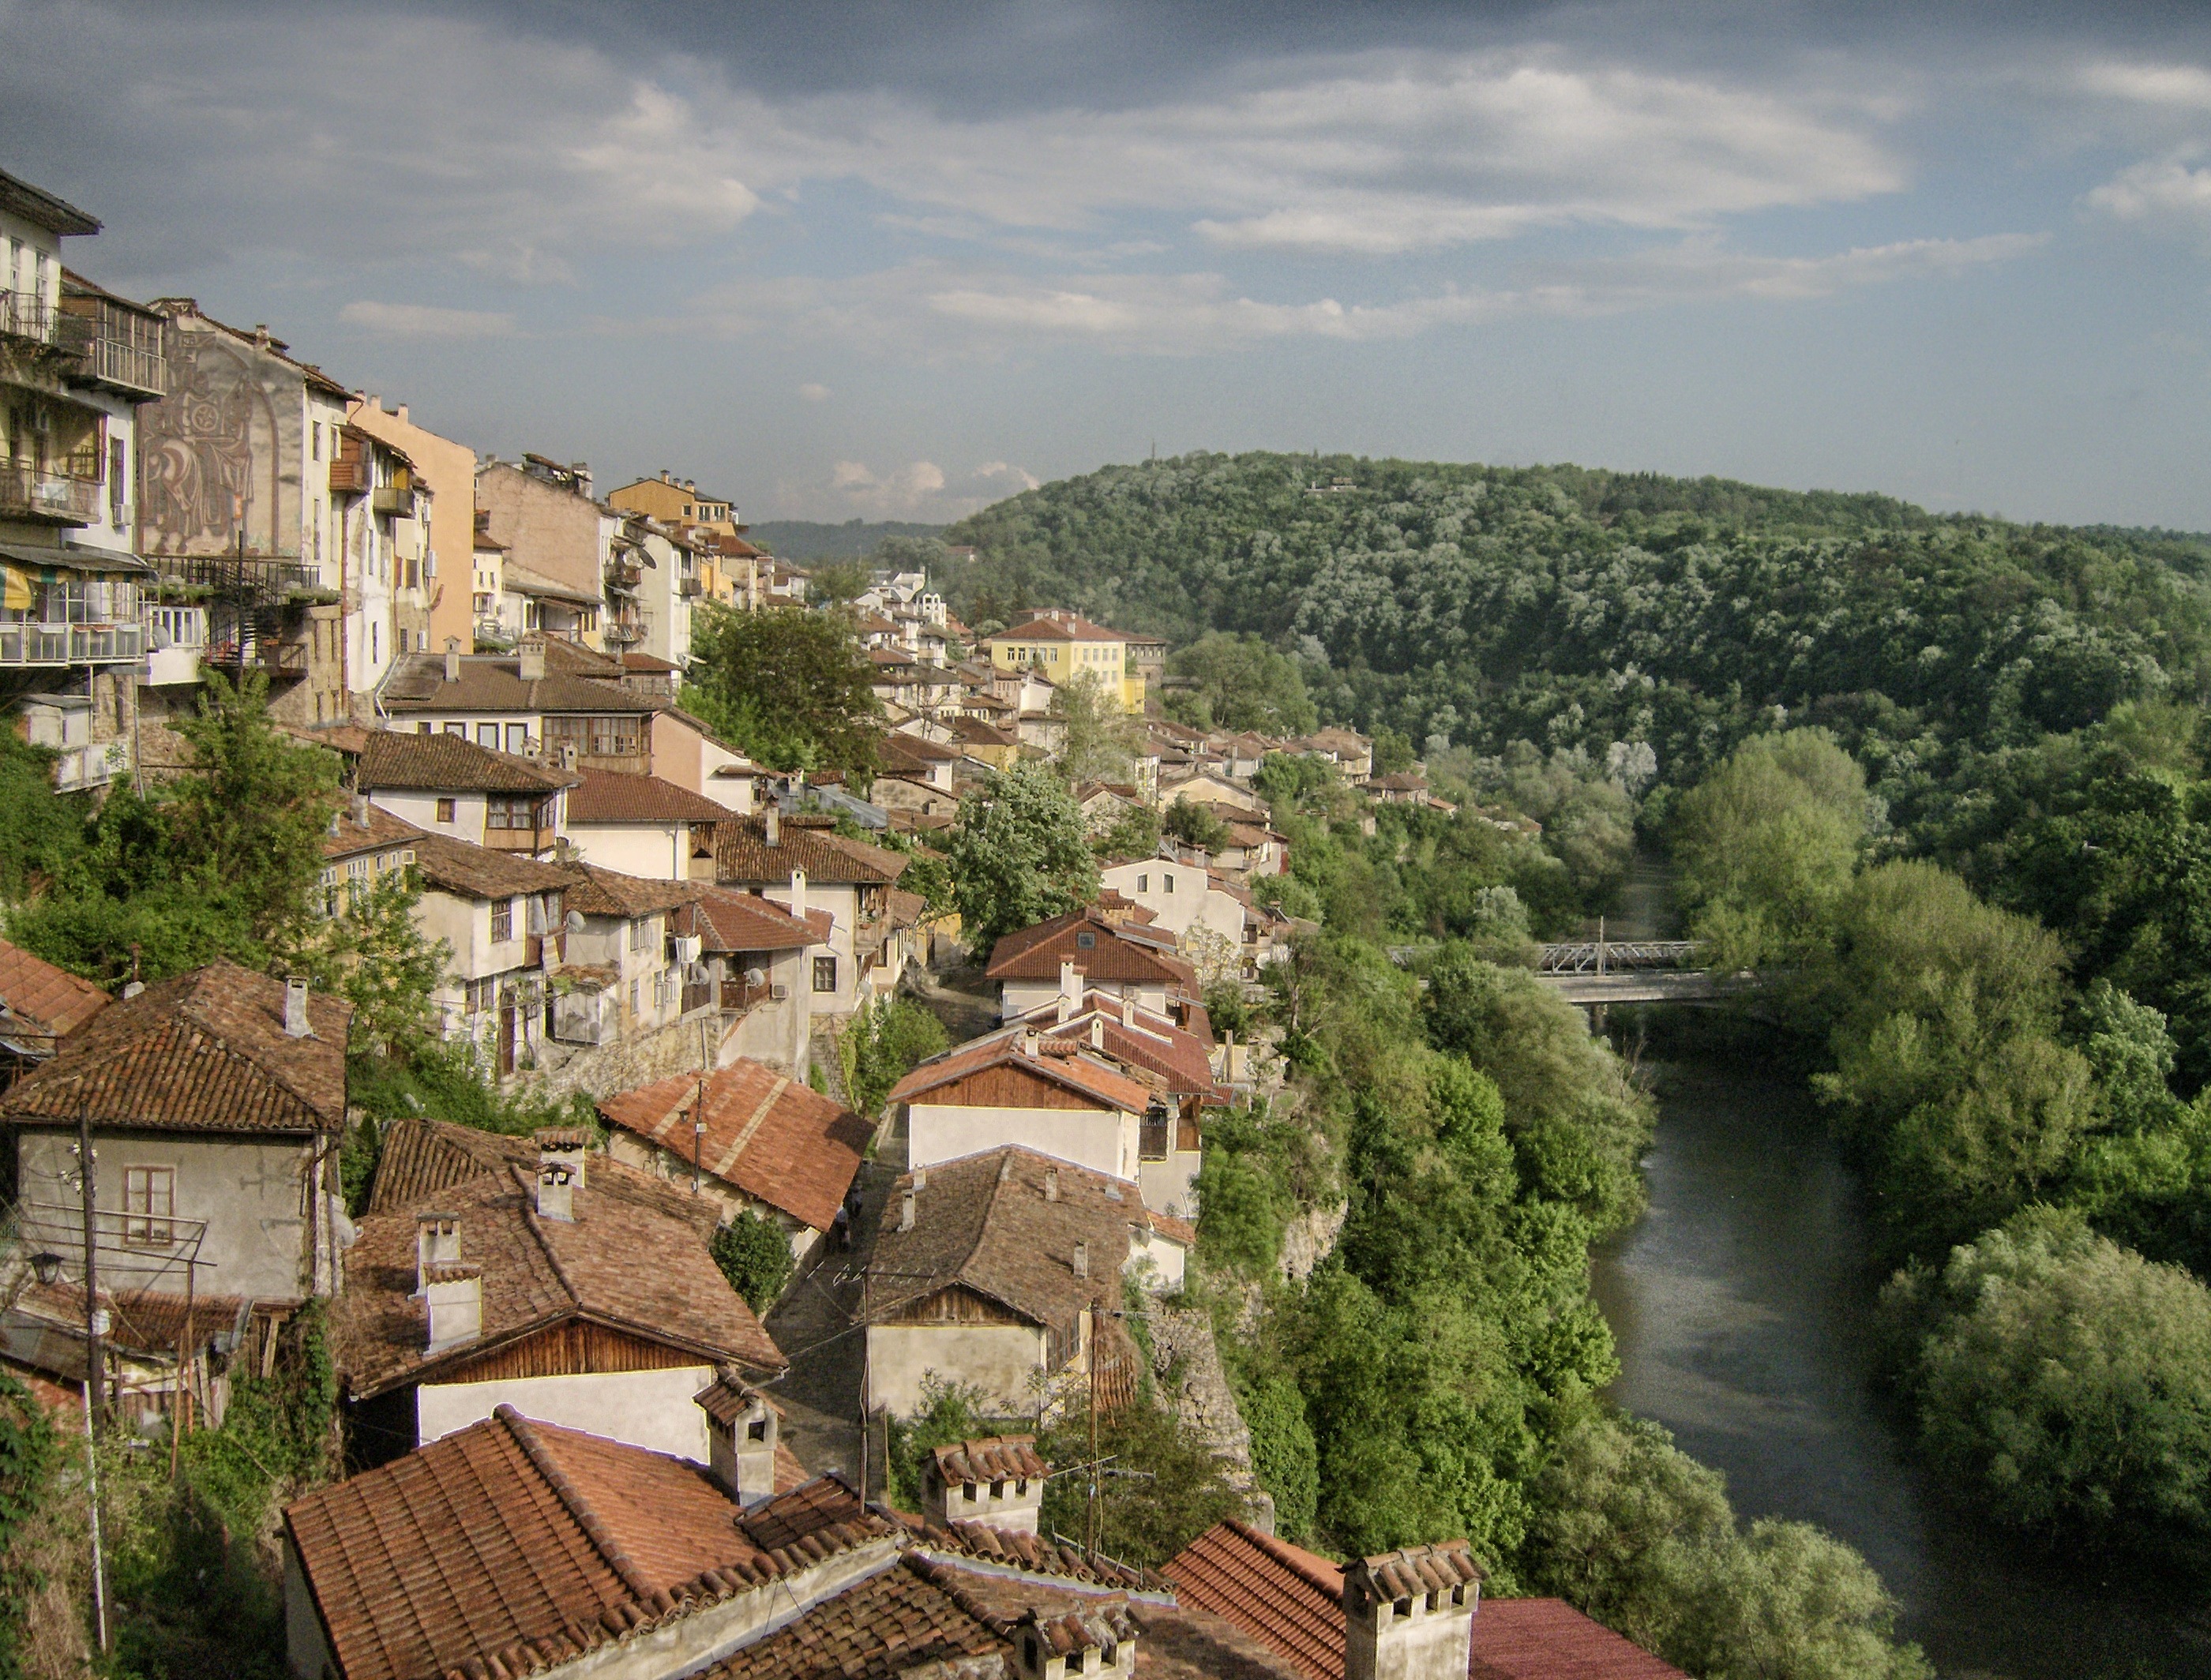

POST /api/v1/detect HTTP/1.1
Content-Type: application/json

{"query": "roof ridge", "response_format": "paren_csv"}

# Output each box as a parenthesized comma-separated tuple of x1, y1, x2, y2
(494, 1407, 659, 1602)
(1228, 1519, 1345, 1599)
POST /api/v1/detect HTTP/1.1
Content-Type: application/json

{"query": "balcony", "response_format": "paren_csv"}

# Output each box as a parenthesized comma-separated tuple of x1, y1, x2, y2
(0, 462, 99, 525)
(371, 482, 412, 516)
(54, 302, 167, 396)
(0, 291, 54, 346)
(679, 576, 703, 598)
(605, 557, 644, 591)
(204, 637, 308, 679)
(601, 617, 648, 648)
(328, 455, 370, 496)
(0, 621, 146, 667)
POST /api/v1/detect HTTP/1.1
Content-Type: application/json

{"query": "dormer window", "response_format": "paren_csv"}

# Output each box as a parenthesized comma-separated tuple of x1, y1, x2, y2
(1076, 931, 1095, 950)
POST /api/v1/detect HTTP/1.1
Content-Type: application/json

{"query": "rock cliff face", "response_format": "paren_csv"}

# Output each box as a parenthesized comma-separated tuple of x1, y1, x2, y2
(1279, 1198, 1348, 1283)
(1146, 1303, 1277, 1536)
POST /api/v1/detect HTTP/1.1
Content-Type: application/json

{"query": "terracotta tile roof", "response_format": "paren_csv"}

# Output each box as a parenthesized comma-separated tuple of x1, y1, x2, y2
(0, 936, 109, 1040)
(0, 960, 349, 1134)
(948, 715, 1019, 748)
(931, 1435, 1050, 1488)
(1371, 772, 1428, 793)
(1465, 1599, 1687, 1680)
(358, 729, 576, 794)
(283, 1405, 898, 1680)
(1346, 1543, 1485, 1610)
(321, 803, 426, 862)
(1131, 1601, 1311, 1680)
(14, 1282, 255, 1359)
(599, 1059, 869, 1232)
(884, 731, 960, 762)
(381, 654, 661, 714)
(734, 1473, 867, 1554)
(366, 1117, 720, 1232)
(888, 1031, 1154, 1116)
(990, 609, 1130, 644)
(559, 862, 702, 921)
(407, 830, 576, 902)
(335, 1158, 783, 1399)
(714, 815, 908, 887)
(686, 885, 826, 954)
(1030, 1003, 1223, 1101)
(984, 908, 1196, 988)
(704, 1553, 1003, 1680)
(865, 1146, 1143, 1356)
(567, 767, 730, 825)
(622, 652, 679, 674)
(1167, 1520, 1349, 1680)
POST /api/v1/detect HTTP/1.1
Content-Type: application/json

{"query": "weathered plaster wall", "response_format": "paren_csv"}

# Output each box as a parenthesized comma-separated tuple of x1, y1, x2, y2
(416, 1363, 715, 1461)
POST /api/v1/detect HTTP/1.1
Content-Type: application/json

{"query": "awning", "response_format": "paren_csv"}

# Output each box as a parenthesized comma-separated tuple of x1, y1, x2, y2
(0, 541, 155, 577)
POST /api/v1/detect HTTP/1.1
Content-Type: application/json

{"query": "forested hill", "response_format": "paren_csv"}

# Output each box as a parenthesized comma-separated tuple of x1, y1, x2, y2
(940, 452, 2211, 804)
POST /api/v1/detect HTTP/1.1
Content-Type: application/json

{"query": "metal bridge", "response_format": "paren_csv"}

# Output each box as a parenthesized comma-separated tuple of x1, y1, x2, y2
(1533, 928, 1758, 1005)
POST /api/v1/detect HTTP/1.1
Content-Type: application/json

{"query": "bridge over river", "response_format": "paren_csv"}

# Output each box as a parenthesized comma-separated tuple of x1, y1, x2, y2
(1533, 935, 1761, 1004)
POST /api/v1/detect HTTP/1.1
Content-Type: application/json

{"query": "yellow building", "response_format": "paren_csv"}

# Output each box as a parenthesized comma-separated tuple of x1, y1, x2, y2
(606, 471, 759, 607)
(980, 607, 1144, 713)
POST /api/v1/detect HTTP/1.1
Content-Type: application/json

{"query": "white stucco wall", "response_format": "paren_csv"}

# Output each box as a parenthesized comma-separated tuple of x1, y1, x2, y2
(1139, 1149, 1203, 1221)
(569, 820, 689, 881)
(1000, 977, 1169, 1023)
(1126, 1227, 1188, 1292)
(16, 1127, 313, 1302)
(283, 1537, 340, 1680)
(867, 1322, 1046, 1418)
(907, 1103, 1136, 1182)
(415, 1363, 716, 1461)
(373, 786, 487, 842)
(721, 946, 813, 1077)
(1100, 861, 1244, 944)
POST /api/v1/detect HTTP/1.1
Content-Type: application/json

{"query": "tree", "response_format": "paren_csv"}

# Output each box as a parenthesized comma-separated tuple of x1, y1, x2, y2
(1886, 1207, 2211, 1556)
(1038, 1393, 1250, 1569)
(948, 763, 1098, 954)
(682, 605, 883, 775)
(807, 560, 869, 606)
(1092, 802, 1160, 864)
(1671, 728, 1873, 968)
(843, 996, 950, 1118)
(1163, 633, 1318, 735)
(1162, 797, 1229, 852)
(1050, 669, 1139, 786)
(290, 869, 451, 1058)
(711, 1211, 795, 1313)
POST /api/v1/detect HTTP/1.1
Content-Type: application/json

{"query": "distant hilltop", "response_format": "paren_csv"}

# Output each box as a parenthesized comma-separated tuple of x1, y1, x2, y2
(748, 519, 947, 561)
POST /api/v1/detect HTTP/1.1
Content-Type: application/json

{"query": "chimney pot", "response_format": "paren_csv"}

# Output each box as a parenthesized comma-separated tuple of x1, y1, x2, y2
(764, 807, 780, 848)
(899, 1187, 916, 1232)
(1072, 1241, 1088, 1280)
(424, 1263, 482, 1353)
(788, 864, 806, 923)
(516, 634, 546, 682)
(442, 636, 462, 683)
(1044, 1168, 1059, 1203)
(1090, 1017, 1105, 1050)
(415, 1213, 462, 1295)
(283, 976, 313, 1037)
(699, 1370, 780, 1506)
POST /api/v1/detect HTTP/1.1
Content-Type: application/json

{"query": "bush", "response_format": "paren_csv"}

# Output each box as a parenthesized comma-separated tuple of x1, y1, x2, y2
(711, 1212, 796, 1313)
(1237, 1374, 1319, 1540)
(0, 1372, 58, 1680)
(1884, 1207, 2211, 1555)
(884, 1376, 1003, 1509)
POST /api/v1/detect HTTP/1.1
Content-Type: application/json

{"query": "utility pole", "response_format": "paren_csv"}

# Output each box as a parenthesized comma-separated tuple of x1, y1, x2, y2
(1085, 1345, 1101, 1566)
(858, 1271, 872, 1507)
(77, 1096, 108, 1654)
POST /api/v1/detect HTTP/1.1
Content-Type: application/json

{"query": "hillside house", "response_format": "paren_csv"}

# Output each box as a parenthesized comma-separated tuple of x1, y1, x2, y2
(564, 767, 726, 881)
(683, 884, 827, 1073)
(890, 1027, 1158, 1190)
(405, 832, 573, 1074)
(984, 906, 1195, 1024)
(0, 936, 109, 1089)
(356, 728, 573, 857)
(1099, 856, 1248, 949)
(713, 812, 909, 1019)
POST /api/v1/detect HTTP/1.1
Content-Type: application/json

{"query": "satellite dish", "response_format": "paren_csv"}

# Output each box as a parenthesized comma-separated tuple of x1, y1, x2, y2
(742, 966, 768, 989)
(565, 910, 585, 932)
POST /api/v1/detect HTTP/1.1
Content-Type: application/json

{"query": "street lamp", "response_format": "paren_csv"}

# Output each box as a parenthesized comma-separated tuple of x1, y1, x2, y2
(30, 1251, 62, 1286)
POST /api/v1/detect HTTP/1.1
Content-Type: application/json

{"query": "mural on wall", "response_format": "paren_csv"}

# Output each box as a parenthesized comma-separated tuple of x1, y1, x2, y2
(137, 319, 293, 559)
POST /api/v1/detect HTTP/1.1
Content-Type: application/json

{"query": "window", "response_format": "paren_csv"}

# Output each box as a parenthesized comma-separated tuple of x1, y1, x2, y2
(629, 978, 640, 1014)
(109, 438, 125, 523)
(629, 918, 650, 952)
(123, 1167, 174, 1246)
(506, 723, 528, 754)
(487, 796, 539, 831)
(435, 797, 456, 824)
(1136, 875, 1147, 892)
(477, 723, 498, 748)
(1163, 874, 1175, 894)
(445, 722, 465, 737)
(1076, 931, 1095, 949)
(491, 899, 514, 942)
(814, 955, 838, 993)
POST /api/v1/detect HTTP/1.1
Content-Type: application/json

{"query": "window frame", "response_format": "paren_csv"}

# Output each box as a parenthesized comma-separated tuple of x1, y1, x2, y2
(122, 1166, 175, 1246)
(813, 954, 838, 994)
(490, 898, 514, 943)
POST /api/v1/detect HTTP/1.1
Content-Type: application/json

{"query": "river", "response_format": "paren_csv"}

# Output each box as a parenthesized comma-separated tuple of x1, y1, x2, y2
(1590, 1058, 2211, 1678)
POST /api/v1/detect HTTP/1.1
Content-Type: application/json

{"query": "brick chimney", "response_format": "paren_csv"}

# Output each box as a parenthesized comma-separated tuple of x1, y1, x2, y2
(424, 1263, 482, 1354)
(695, 1368, 780, 1506)
(283, 976, 313, 1038)
(516, 633, 546, 682)
(443, 636, 462, 684)
(1011, 1605, 1139, 1680)
(1342, 1543, 1483, 1680)
(921, 1435, 1048, 1534)
(415, 1212, 461, 1295)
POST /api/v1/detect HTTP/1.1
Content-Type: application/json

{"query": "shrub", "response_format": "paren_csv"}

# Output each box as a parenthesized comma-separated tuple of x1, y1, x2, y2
(711, 1212, 796, 1313)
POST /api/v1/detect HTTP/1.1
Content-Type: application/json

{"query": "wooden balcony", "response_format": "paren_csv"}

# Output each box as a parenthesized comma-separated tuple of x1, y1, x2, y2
(0, 463, 98, 525)
(328, 454, 371, 496)
(484, 823, 556, 853)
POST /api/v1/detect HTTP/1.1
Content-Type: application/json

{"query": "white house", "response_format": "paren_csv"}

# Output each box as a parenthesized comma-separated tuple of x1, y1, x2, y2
(564, 767, 727, 881)
(888, 1026, 1156, 1187)
(358, 728, 575, 859)
(1100, 857, 1247, 947)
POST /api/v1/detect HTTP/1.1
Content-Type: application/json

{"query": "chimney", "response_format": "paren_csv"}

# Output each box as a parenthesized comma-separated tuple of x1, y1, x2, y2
(516, 634, 546, 682)
(1121, 993, 1135, 1029)
(415, 1213, 462, 1294)
(424, 1263, 483, 1354)
(922, 1435, 1048, 1535)
(442, 636, 462, 683)
(1072, 1241, 1088, 1281)
(350, 792, 371, 830)
(1044, 1167, 1059, 1203)
(764, 807, 780, 847)
(1022, 1028, 1040, 1059)
(1058, 958, 1079, 1012)
(1090, 1016, 1105, 1051)
(535, 1127, 587, 1221)
(899, 1187, 917, 1232)
(283, 976, 313, 1038)
(396, 403, 408, 425)
(1011, 1605, 1136, 1680)
(1342, 1545, 1483, 1680)
(696, 1368, 780, 1506)
(788, 865, 805, 924)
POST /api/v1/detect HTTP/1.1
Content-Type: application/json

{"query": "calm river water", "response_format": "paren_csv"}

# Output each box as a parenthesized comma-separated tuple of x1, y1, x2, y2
(1590, 1059, 2211, 1679)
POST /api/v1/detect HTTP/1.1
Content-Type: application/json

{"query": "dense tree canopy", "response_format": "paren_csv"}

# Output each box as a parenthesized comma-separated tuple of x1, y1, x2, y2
(947, 763, 1099, 954)
(682, 604, 884, 775)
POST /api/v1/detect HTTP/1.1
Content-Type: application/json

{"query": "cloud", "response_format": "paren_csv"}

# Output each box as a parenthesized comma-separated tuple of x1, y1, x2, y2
(2086, 152, 2211, 234)
(2077, 62, 2211, 111)
(823, 457, 1025, 518)
(337, 300, 518, 338)
(797, 382, 831, 402)
(974, 461, 1041, 490)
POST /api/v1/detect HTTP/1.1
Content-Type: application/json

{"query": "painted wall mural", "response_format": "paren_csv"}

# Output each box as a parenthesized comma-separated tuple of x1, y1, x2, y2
(137, 317, 295, 560)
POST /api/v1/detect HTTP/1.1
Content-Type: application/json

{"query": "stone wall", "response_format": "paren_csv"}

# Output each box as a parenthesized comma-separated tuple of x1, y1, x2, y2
(505, 1009, 721, 1105)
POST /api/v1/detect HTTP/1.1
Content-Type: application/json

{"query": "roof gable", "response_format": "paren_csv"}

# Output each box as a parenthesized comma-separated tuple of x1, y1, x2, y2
(568, 767, 730, 825)
(358, 729, 576, 794)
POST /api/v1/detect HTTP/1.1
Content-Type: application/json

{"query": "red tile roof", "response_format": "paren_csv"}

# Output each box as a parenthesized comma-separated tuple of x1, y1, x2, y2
(320, 802, 426, 862)
(984, 907, 1196, 988)
(407, 830, 576, 902)
(991, 609, 1132, 644)
(335, 1157, 784, 1399)
(686, 885, 827, 954)
(0, 936, 108, 1041)
(1167, 1523, 1684, 1680)
(283, 1405, 896, 1680)
(888, 1030, 1155, 1116)
(929, 1434, 1050, 1488)
(357, 729, 577, 794)
(1030, 1001, 1223, 1101)
(366, 1117, 720, 1231)
(714, 815, 909, 887)
(599, 1059, 870, 1232)
(567, 767, 730, 825)
(559, 862, 702, 921)
(0, 960, 349, 1134)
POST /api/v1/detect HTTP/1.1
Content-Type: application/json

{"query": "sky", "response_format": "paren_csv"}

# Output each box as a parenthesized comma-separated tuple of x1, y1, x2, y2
(6, 1, 2211, 527)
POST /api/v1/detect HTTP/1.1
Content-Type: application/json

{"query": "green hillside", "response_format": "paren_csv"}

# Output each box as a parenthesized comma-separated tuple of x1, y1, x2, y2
(942, 452, 2211, 812)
